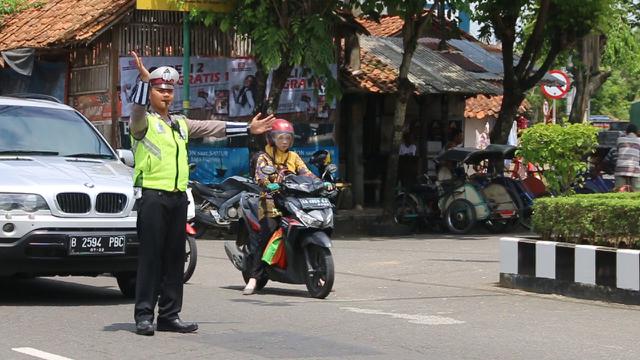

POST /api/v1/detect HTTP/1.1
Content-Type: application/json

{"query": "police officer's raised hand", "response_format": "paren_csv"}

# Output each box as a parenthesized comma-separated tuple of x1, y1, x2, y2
(249, 113, 276, 135)
(131, 51, 150, 82)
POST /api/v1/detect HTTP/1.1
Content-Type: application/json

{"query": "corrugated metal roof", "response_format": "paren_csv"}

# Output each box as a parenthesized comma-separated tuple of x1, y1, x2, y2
(359, 36, 501, 95)
(448, 39, 505, 75)
(448, 38, 563, 86)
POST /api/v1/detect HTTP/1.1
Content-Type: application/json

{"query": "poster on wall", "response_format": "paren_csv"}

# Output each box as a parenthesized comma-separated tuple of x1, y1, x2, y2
(188, 145, 251, 183)
(120, 56, 228, 117)
(268, 66, 338, 118)
(188, 122, 339, 184)
(70, 94, 113, 123)
(119, 56, 336, 119)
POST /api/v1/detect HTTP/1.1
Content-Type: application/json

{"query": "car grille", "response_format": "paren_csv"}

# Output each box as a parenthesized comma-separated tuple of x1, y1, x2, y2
(56, 193, 91, 213)
(96, 193, 127, 213)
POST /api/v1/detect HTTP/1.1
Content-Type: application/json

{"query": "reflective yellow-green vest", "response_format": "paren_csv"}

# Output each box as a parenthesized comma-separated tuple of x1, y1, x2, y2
(131, 113, 189, 191)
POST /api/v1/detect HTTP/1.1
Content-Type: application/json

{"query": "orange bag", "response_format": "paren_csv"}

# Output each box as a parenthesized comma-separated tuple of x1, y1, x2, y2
(261, 228, 287, 268)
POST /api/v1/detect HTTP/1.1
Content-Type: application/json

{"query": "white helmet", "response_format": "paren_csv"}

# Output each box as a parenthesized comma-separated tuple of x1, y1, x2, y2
(149, 66, 180, 89)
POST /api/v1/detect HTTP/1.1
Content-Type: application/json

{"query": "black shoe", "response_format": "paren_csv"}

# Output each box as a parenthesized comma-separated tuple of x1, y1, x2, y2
(135, 320, 154, 336)
(156, 318, 198, 333)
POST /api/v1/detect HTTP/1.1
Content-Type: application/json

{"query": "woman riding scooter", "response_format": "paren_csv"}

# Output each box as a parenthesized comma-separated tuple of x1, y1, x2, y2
(243, 118, 334, 295)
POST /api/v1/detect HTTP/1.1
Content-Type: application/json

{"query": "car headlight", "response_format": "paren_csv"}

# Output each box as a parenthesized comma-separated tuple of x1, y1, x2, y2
(0, 193, 50, 212)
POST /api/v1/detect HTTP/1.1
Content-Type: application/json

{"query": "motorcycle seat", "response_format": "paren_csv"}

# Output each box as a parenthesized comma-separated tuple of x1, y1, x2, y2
(192, 181, 221, 193)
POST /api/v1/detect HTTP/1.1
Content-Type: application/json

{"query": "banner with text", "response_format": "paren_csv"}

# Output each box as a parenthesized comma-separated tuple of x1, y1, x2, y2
(119, 57, 335, 119)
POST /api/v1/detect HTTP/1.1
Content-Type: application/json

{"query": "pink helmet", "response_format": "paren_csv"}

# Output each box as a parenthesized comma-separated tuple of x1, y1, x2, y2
(267, 118, 294, 146)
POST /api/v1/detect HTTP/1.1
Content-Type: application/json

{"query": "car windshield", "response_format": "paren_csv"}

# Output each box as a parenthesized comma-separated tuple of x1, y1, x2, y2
(0, 105, 114, 158)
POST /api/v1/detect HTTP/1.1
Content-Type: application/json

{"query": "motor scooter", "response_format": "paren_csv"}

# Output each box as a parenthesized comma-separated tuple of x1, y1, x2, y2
(224, 166, 336, 298)
(188, 174, 261, 238)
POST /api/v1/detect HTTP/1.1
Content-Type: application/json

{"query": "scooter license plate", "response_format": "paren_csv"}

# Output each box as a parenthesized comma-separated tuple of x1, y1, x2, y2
(299, 198, 331, 210)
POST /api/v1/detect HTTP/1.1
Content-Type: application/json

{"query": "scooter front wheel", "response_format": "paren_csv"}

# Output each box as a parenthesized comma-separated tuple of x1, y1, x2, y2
(305, 245, 334, 299)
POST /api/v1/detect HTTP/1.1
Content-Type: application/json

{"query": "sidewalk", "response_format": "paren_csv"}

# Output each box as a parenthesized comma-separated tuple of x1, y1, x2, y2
(334, 207, 384, 237)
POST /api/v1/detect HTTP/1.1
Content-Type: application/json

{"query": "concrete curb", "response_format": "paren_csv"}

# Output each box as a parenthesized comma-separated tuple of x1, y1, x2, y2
(499, 237, 640, 305)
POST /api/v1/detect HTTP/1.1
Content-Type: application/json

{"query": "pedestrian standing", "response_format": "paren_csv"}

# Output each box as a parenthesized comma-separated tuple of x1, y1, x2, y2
(128, 51, 274, 336)
(614, 123, 640, 191)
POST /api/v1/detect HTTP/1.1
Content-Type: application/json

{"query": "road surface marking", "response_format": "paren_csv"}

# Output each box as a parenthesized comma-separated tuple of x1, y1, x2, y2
(341, 307, 465, 325)
(12, 348, 74, 360)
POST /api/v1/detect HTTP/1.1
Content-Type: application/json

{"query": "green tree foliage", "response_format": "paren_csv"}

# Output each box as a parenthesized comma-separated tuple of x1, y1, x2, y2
(521, 1, 638, 123)
(185, 0, 343, 114)
(518, 123, 599, 195)
(589, 7, 640, 120)
(591, 70, 640, 120)
(1, 0, 33, 25)
(470, 0, 612, 143)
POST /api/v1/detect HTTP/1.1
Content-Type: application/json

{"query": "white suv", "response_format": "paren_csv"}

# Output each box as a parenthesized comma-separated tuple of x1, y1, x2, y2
(0, 95, 139, 297)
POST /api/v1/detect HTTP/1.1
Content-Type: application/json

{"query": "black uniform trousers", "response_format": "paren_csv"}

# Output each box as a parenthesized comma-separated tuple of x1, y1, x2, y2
(134, 189, 188, 323)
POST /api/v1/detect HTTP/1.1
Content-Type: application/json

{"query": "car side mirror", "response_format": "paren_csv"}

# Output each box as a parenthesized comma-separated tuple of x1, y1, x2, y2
(116, 149, 134, 167)
(261, 165, 276, 175)
(326, 164, 338, 174)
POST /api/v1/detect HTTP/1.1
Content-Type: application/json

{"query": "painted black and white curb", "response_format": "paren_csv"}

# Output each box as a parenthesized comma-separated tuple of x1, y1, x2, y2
(500, 237, 640, 304)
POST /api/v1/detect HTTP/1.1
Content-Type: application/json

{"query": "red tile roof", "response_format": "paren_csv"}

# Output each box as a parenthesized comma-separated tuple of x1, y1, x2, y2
(356, 13, 477, 41)
(341, 49, 399, 93)
(0, 0, 133, 51)
(356, 16, 404, 37)
(465, 95, 528, 120)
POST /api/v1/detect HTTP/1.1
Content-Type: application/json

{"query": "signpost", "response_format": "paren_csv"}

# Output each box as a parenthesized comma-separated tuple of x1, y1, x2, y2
(136, 0, 234, 114)
(540, 69, 571, 124)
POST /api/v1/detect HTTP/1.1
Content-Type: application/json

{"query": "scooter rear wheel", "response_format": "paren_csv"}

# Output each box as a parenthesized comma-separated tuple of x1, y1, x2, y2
(305, 245, 334, 299)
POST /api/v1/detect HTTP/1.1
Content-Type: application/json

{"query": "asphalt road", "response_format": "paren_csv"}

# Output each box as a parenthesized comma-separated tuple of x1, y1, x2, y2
(1, 234, 640, 360)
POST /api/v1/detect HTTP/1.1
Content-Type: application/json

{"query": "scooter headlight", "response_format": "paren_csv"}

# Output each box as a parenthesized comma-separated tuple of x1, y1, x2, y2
(288, 203, 323, 228)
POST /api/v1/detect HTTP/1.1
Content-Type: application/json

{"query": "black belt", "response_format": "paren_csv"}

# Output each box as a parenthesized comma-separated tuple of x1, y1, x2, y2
(142, 188, 185, 196)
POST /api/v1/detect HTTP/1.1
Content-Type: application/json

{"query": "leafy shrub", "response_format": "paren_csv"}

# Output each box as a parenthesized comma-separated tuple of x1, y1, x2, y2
(518, 123, 599, 195)
(533, 193, 640, 248)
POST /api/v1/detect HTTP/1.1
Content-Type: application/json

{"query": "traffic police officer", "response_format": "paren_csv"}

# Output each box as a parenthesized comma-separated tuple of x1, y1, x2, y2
(128, 51, 274, 336)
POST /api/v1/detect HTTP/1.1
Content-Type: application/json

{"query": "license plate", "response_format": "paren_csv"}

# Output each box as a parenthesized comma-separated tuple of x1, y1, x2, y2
(299, 197, 331, 210)
(68, 235, 127, 255)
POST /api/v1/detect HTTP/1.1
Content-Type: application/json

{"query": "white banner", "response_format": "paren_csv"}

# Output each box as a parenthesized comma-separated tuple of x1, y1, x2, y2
(119, 56, 335, 118)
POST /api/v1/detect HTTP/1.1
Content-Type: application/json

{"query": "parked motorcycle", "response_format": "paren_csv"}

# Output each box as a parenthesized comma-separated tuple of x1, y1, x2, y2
(188, 176, 261, 238)
(224, 166, 336, 299)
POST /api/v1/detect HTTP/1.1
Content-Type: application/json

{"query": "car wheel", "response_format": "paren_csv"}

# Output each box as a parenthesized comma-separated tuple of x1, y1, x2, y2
(115, 272, 136, 299)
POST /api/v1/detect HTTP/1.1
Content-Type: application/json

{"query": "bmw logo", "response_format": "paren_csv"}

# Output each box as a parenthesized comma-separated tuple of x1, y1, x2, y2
(84, 183, 95, 188)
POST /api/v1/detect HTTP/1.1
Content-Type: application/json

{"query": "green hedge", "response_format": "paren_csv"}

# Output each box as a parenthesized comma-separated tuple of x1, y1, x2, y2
(533, 193, 640, 249)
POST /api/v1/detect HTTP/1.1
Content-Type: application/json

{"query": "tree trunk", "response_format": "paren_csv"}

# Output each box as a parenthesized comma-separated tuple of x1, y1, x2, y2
(569, 34, 610, 123)
(266, 64, 294, 114)
(382, 80, 412, 221)
(253, 62, 269, 116)
(569, 67, 589, 123)
(349, 94, 365, 209)
(491, 89, 524, 144)
(379, 13, 428, 222)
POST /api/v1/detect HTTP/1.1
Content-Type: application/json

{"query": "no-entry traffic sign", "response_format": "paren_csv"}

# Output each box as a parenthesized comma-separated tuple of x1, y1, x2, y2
(540, 70, 571, 99)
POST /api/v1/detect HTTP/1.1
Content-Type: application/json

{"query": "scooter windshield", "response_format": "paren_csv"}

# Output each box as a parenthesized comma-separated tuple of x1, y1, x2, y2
(282, 175, 324, 194)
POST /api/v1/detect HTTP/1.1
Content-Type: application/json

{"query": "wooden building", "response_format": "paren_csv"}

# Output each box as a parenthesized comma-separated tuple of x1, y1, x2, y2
(0, 0, 249, 147)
